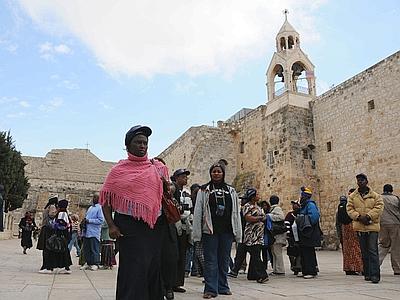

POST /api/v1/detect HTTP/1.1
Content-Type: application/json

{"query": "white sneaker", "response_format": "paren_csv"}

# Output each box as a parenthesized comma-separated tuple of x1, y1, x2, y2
(89, 265, 98, 271)
(58, 268, 72, 274)
(303, 275, 316, 279)
(38, 269, 53, 274)
(80, 263, 89, 270)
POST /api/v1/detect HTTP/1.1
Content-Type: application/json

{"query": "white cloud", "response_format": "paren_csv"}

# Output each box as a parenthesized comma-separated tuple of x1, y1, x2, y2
(50, 74, 79, 90)
(39, 41, 72, 60)
(6, 43, 18, 53)
(59, 80, 78, 90)
(0, 96, 18, 104)
(6, 112, 27, 118)
(175, 80, 198, 94)
(54, 43, 71, 54)
(39, 97, 63, 112)
(18, 0, 325, 77)
(0, 39, 19, 53)
(19, 100, 30, 107)
(99, 101, 113, 110)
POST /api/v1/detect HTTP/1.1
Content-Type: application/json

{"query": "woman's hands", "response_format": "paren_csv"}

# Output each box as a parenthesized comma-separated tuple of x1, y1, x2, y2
(109, 224, 123, 239)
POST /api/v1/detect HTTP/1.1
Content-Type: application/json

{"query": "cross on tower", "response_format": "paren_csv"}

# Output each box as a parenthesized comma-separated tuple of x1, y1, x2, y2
(85, 142, 90, 150)
(283, 9, 289, 21)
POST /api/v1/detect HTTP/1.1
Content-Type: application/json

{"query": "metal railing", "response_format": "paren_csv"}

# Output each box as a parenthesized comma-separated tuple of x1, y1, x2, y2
(296, 85, 309, 94)
(274, 87, 287, 97)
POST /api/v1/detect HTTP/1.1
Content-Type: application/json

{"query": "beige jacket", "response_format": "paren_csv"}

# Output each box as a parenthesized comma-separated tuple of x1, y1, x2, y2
(346, 187, 384, 232)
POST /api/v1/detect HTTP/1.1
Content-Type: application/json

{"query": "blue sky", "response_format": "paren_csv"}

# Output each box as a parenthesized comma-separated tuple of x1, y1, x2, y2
(1, 0, 399, 162)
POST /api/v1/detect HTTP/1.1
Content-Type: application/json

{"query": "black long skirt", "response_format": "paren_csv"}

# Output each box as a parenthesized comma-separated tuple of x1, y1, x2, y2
(21, 229, 33, 248)
(37, 226, 72, 270)
(114, 212, 166, 300)
(161, 224, 178, 291)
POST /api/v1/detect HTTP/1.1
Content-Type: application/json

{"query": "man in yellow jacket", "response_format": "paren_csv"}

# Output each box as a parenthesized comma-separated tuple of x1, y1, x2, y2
(347, 173, 384, 284)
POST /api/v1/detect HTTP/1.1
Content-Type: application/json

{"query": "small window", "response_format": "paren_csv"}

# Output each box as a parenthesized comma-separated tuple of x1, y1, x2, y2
(274, 150, 279, 156)
(268, 151, 274, 166)
(302, 149, 308, 159)
(239, 142, 244, 153)
(327, 141, 332, 152)
(280, 37, 286, 50)
(368, 100, 375, 111)
(288, 36, 294, 49)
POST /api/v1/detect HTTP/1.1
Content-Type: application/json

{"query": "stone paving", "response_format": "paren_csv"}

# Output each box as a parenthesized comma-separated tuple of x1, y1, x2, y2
(0, 238, 399, 300)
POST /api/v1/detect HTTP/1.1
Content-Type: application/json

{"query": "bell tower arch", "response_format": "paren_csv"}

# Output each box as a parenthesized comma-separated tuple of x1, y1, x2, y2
(266, 10, 316, 115)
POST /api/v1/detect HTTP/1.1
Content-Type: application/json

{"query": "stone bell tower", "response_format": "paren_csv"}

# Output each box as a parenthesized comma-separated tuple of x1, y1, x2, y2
(265, 11, 316, 115)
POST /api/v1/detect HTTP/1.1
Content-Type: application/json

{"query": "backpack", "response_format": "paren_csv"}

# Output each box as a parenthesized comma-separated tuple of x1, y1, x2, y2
(271, 220, 287, 236)
(337, 202, 352, 225)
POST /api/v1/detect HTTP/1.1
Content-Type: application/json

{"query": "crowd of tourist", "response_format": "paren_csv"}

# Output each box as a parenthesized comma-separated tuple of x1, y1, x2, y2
(12, 125, 399, 300)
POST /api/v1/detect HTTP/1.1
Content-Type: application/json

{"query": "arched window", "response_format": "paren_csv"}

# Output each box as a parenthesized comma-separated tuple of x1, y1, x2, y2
(291, 62, 310, 95)
(280, 37, 286, 50)
(288, 36, 294, 49)
(295, 37, 299, 46)
(272, 64, 285, 98)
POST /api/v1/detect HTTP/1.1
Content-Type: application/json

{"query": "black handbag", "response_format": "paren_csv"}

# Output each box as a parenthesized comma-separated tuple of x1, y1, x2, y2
(271, 220, 287, 236)
(46, 234, 67, 253)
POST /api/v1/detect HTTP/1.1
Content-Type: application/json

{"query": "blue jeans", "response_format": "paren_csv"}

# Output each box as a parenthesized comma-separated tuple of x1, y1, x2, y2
(185, 245, 194, 273)
(83, 237, 100, 266)
(202, 233, 233, 295)
(68, 232, 81, 256)
(358, 232, 380, 280)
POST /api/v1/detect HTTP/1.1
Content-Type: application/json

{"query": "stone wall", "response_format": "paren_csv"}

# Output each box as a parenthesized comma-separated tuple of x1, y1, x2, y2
(158, 51, 400, 248)
(219, 104, 316, 210)
(158, 125, 237, 187)
(312, 51, 400, 244)
(161, 103, 316, 211)
(22, 149, 115, 220)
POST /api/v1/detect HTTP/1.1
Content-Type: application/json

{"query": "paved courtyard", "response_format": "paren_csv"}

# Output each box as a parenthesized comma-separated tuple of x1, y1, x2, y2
(0, 238, 399, 300)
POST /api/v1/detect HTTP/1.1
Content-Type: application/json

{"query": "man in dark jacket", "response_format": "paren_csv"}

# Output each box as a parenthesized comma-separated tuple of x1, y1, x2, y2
(297, 187, 321, 279)
(171, 168, 191, 293)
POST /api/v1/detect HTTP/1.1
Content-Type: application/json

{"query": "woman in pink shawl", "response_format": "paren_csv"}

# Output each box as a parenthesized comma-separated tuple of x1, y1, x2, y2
(100, 125, 169, 300)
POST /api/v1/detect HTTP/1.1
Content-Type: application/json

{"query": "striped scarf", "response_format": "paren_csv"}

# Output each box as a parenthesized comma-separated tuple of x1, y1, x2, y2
(99, 153, 168, 228)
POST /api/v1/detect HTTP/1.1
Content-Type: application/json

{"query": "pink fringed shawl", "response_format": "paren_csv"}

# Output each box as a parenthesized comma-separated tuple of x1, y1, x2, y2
(99, 153, 169, 228)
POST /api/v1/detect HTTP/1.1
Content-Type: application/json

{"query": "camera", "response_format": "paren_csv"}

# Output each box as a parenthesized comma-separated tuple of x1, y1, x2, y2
(216, 204, 225, 216)
(179, 203, 189, 214)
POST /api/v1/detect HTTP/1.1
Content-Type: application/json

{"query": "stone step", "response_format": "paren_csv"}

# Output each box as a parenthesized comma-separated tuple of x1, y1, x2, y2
(0, 230, 12, 240)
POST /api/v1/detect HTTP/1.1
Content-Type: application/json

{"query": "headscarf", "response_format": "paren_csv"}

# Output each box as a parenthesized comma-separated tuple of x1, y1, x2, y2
(99, 152, 169, 228)
(44, 196, 58, 209)
(58, 199, 68, 209)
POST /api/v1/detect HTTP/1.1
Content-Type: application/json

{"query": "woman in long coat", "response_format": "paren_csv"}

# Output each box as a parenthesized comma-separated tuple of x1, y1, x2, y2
(37, 196, 58, 273)
(19, 211, 37, 254)
(37, 197, 72, 274)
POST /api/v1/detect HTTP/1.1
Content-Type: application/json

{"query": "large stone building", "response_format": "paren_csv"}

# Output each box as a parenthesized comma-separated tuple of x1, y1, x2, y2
(22, 149, 114, 218)
(159, 18, 400, 247)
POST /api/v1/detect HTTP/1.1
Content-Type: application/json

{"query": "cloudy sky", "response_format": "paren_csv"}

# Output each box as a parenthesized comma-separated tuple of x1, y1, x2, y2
(1, 0, 399, 162)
